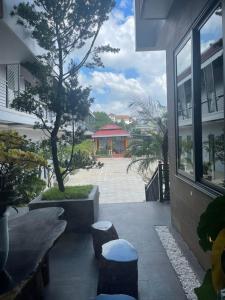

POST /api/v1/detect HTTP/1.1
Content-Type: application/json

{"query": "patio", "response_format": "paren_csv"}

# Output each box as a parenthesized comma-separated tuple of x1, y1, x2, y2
(67, 158, 146, 204)
(43, 202, 204, 300)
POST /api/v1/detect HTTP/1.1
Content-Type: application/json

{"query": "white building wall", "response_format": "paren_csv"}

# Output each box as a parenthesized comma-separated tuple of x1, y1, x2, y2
(2, 0, 43, 58)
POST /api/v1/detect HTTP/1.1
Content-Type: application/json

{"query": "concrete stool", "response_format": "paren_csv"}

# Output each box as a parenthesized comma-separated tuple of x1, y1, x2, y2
(91, 221, 119, 258)
(96, 295, 136, 300)
(97, 239, 138, 298)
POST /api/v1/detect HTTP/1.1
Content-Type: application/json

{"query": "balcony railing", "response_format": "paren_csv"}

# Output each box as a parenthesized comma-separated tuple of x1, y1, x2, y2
(0, 76, 19, 109)
(145, 161, 170, 202)
(0, 75, 56, 124)
(0, 74, 90, 128)
(0, 78, 6, 108)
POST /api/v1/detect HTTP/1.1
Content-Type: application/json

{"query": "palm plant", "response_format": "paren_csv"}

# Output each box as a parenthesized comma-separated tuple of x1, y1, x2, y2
(127, 98, 169, 200)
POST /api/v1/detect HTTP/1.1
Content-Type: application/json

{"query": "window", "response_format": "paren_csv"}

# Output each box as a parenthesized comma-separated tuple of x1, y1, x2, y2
(200, 4, 224, 188)
(175, 2, 225, 192)
(176, 39, 194, 175)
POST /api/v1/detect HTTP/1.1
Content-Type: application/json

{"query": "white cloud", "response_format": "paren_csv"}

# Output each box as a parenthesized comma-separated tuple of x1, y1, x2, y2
(80, 71, 167, 114)
(79, 5, 167, 114)
(96, 13, 166, 76)
(119, 0, 128, 9)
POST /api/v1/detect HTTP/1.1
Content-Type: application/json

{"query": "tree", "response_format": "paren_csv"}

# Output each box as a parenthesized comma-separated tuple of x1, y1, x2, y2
(127, 98, 169, 200)
(11, 0, 119, 191)
(116, 119, 136, 132)
(93, 111, 113, 129)
(0, 131, 46, 212)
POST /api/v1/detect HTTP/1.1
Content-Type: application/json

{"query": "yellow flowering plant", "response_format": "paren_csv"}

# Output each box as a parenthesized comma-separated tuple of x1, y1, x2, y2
(195, 196, 225, 299)
(0, 131, 47, 213)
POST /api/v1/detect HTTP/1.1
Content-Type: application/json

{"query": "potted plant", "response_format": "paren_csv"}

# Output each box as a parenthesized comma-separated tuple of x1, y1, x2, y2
(29, 184, 99, 233)
(0, 131, 46, 279)
(29, 143, 101, 233)
(195, 195, 225, 299)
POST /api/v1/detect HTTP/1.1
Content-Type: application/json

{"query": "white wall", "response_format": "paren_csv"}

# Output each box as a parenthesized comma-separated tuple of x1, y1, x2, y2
(2, 0, 43, 58)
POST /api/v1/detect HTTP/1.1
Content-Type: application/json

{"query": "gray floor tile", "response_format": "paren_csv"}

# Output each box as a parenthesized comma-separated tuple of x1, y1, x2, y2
(43, 202, 201, 300)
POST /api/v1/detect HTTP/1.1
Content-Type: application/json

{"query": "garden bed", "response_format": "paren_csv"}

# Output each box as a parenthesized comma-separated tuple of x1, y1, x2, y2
(29, 185, 99, 233)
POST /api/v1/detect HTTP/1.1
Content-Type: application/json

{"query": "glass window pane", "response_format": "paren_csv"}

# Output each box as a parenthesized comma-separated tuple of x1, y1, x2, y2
(176, 39, 194, 175)
(200, 5, 225, 187)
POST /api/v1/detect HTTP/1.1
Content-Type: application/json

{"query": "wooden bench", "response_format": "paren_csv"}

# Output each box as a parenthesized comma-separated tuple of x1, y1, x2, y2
(0, 207, 67, 300)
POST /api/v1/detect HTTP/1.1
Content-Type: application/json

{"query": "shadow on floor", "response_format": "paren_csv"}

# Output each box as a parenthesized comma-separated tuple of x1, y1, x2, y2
(44, 202, 202, 300)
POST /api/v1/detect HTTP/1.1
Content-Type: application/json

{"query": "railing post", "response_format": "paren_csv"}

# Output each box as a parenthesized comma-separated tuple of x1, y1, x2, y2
(158, 162, 164, 202)
(164, 163, 170, 201)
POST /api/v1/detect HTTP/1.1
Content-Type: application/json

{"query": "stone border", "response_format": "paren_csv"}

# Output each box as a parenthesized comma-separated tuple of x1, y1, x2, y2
(29, 186, 99, 233)
(155, 225, 200, 300)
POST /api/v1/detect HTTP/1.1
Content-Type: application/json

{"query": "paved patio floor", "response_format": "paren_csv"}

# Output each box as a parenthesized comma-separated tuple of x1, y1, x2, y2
(66, 158, 146, 203)
(44, 202, 204, 300)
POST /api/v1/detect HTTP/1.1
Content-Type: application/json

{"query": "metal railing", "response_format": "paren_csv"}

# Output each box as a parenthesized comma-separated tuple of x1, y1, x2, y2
(145, 166, 159, 201)
(0, 77, 19, 109)
(145, 161, 170, 202)
(0, 76, 55, 124)
(158, 162, 170, 202)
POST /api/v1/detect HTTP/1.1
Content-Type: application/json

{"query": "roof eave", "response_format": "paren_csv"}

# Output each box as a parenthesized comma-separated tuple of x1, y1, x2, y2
(135, 0, 173, 51)
(92, 134, 130, 138)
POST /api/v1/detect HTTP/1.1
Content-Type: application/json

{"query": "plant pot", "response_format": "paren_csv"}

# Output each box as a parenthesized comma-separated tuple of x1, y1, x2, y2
(0, 210, 9, 273)
(29, 185, 99, 233)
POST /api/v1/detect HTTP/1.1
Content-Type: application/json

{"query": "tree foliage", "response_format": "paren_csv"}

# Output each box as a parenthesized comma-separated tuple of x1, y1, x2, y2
(197, 196, 225, 252)
(116, 119, 136, 132)
(195, 196, 225, 299)
(11, 0, 119, 191)
(127, 98, 169, 200)
(127, 99, 168, 170)
(194, 270, 217, 300)
(0, 131, 46, 212)
(49, 139, 103, 175)
(93, 111, 113, 130)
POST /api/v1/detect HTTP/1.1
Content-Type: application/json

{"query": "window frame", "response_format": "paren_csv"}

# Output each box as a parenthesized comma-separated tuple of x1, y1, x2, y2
(174, 0, 225, 194)
(175, 33, 195, 181)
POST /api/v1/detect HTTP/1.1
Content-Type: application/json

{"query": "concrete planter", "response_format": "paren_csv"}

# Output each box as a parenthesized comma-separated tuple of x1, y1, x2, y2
(29, 186, 99, 233)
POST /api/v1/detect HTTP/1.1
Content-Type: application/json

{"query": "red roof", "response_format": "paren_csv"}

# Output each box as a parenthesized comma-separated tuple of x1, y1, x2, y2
(92, 124, 130, 138)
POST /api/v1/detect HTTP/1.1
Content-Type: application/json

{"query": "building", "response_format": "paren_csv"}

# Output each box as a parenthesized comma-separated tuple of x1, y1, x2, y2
(0, 0, 46, 140)
(92, 124, 130, 156)
(108, 113, 134, 125)
(0, 0, 94, 140)
(135, 0, 225, 269)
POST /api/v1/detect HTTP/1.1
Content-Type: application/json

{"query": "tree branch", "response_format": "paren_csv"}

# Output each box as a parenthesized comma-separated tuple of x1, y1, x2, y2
(63, 24, 101, 81)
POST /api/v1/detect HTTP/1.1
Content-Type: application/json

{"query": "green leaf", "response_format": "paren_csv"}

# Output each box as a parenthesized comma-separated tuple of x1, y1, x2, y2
(197, 196, 225, 251)
(194, 270, 217, 300)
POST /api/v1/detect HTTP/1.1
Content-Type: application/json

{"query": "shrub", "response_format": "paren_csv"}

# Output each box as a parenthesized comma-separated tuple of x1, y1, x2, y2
(0, 131, 46, 210)
(42, 185, 93, 200)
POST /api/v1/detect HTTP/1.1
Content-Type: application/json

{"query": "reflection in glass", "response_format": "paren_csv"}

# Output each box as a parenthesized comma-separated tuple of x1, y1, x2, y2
(176, 39, 194, 175)
(200, 5, 225, 187)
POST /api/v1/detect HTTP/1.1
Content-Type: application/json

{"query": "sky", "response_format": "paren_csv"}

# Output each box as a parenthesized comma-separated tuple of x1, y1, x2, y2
(79, 0, 167, 115)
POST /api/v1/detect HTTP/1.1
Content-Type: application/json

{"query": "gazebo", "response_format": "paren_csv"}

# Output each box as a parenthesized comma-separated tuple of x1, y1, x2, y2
(92, 124, 130, 156)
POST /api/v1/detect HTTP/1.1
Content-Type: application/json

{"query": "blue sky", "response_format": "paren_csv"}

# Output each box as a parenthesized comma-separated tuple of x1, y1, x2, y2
(79, 0, 166, 115)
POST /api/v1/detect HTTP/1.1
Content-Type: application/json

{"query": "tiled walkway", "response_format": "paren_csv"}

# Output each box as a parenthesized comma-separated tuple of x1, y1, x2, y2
(44, 202, 203, 300)
(66, 158, 146, 203)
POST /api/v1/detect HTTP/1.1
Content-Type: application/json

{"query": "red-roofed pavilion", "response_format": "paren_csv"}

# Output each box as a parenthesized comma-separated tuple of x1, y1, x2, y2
(92, 124, 130, 156)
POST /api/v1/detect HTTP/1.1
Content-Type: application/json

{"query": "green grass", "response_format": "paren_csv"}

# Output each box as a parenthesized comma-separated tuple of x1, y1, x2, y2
(42, 185, 93, 201)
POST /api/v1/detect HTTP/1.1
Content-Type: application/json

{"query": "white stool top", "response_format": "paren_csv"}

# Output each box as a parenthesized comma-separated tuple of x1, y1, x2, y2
(96, 295, 136, 300)
(102, 239, 138, 262)
(92, 221, 112, 231)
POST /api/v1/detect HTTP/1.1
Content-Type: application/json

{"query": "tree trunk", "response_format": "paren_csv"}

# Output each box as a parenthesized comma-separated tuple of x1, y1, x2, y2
(51, 136, 64, 192)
